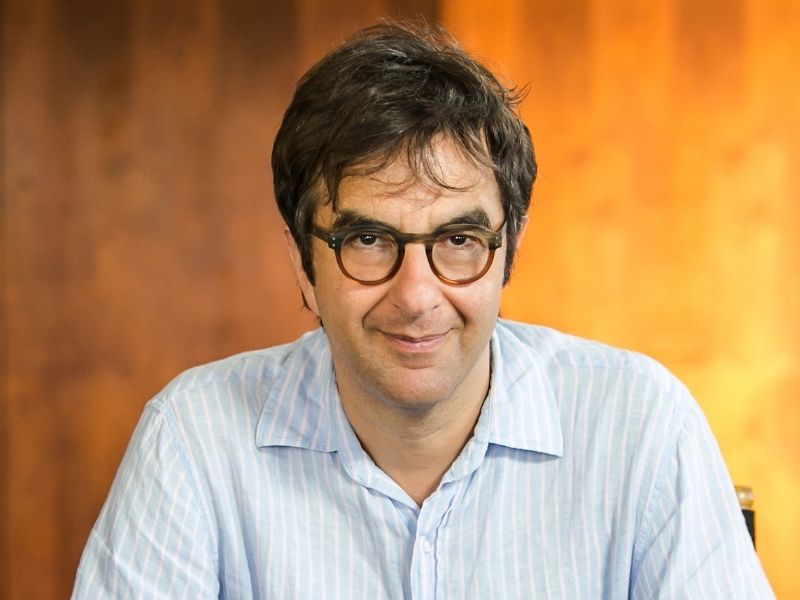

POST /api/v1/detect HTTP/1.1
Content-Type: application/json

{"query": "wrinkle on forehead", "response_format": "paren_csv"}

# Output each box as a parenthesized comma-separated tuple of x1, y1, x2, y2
(337, 136, 494, 211)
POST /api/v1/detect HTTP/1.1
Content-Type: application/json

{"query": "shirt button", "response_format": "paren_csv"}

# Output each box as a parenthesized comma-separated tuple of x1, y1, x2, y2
(422, 538, 432, 553)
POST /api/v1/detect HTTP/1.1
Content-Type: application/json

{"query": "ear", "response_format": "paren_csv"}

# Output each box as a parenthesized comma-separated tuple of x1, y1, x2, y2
(514, 215, 529, 252)
(283, 228, 319, 316)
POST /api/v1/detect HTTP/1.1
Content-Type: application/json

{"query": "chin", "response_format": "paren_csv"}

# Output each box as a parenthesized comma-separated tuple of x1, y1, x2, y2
(371, 377, 457, 414)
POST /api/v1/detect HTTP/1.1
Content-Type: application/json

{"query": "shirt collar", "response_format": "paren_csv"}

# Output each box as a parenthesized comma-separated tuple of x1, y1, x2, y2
(255, 329, 342, 452)
(482, 320, 564, 457)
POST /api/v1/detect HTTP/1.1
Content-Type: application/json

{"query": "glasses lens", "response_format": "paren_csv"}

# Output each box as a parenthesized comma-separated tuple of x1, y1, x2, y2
(340, 231, 398, 282)
(431, 231, 492, 282)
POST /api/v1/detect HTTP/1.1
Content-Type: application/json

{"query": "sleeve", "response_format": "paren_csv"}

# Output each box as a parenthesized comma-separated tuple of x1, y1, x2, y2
(630, 399, 775, 599)
(72, 402, 220, 598)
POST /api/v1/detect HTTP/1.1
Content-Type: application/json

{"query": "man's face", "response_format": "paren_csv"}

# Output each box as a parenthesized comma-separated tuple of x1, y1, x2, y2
(287, 139, 519, 414)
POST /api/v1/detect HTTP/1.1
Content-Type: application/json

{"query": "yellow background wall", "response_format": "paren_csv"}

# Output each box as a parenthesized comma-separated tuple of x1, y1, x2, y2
(443, 1, 799, 597)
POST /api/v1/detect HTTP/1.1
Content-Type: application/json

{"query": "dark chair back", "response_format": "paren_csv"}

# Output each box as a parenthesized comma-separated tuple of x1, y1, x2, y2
(736, 485, 756, 548)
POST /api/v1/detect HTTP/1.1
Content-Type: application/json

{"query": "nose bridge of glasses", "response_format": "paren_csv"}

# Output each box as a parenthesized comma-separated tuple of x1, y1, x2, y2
(388, 239, 442, 289)
(395, 235, 433, 264)
(394, 229, 440, 250)
(394, 231, 443, 275)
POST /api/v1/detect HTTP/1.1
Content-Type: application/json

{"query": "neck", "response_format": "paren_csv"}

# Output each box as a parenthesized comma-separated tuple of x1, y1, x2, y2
(337, 352, 491, 506)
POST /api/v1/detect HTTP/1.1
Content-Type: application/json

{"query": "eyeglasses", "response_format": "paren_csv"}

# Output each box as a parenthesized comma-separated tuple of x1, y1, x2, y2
(311, 218, 505, 285)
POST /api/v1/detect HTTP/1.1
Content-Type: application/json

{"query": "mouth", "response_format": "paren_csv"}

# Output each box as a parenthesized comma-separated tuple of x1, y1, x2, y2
(380, 330, 450, 353)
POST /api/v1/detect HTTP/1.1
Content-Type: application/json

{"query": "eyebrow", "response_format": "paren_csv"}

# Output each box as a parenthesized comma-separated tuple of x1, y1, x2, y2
(330, 208, 495, 232)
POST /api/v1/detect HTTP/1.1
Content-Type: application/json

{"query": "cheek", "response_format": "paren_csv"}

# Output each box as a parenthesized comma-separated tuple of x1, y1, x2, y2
(471, 261, 506, 317)
(314, 271, 383, 326)
(309, 254, 348, 312)
(447, 277, 504, 323)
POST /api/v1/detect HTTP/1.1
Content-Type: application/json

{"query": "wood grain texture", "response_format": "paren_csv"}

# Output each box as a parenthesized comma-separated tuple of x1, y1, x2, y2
(1, 1, 434, 597)
(444, 1, 800, 597)
(4, 1, 797, 597)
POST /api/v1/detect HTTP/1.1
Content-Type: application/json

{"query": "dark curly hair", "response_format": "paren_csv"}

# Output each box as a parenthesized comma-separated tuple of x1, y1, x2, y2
(272, 20, 536, 285)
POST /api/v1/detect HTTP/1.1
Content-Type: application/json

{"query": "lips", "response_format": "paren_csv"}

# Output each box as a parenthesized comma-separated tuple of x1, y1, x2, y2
(381, 330, 450, 353)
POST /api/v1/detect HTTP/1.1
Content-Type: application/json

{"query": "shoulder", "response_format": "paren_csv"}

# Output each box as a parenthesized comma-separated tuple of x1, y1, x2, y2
(117, 328, 331, 507)
(498, 319, 677, 384)
(497, 318, 689, 401)
(495, 319, 695, 455)
(147, 328, 328, 429)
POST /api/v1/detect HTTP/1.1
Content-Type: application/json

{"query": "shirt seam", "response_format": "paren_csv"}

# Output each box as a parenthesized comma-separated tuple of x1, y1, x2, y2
(630, 397, 688, 574)
(145, 400, 221, 570)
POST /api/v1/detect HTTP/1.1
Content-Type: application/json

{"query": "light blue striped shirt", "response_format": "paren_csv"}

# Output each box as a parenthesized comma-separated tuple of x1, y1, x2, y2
(73, 320, 773, 598)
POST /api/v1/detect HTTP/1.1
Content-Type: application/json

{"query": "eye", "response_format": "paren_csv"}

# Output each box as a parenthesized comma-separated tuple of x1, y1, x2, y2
(442, 233, 481, 248)
(345, 231, 395, 250)
(356, 233, 378, 246)
(449, 234, 471, 246)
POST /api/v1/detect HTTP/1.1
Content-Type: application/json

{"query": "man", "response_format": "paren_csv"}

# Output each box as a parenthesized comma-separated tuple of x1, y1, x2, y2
(73, 21, 773, 598)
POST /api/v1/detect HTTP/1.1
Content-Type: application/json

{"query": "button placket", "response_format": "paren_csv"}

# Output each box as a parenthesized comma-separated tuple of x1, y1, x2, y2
(411, 480, 462, 600)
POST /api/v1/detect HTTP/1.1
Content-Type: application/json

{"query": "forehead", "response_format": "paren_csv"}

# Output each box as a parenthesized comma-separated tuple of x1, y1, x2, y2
(317, 138, 503, 229)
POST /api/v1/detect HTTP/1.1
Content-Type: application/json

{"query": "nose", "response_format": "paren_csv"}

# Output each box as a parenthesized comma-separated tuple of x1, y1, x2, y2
(384, 243, 443, 316)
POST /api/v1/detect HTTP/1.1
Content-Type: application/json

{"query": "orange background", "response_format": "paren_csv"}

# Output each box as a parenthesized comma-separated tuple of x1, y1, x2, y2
(443, 2, 799, 596)
(2, 0, 798, 598)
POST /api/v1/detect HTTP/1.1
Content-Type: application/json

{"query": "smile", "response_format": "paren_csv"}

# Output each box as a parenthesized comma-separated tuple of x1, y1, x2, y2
(381, 331, 450, 353)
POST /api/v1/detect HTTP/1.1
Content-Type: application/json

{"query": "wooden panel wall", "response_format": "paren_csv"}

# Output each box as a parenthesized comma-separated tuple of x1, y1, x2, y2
(442, 1, 800, 597)
(4, 1, 797, 598)
(1, 1, 435, 598)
